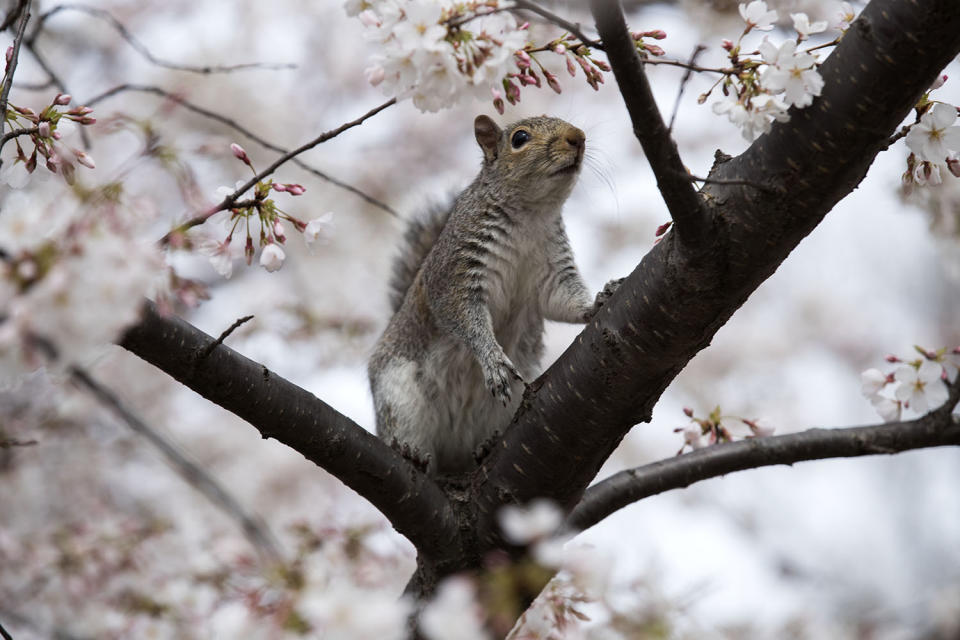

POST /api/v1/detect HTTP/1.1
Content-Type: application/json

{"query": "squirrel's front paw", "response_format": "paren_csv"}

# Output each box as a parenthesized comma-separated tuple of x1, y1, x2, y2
(483, 354, 523, 406)
(585, 277, 625, 320)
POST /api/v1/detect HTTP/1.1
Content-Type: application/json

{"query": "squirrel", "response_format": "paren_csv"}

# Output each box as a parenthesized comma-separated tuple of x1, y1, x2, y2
(369, 114, 621, 476)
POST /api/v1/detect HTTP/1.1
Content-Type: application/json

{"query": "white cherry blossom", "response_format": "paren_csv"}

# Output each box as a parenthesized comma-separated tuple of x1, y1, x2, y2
(421, 577, 490, 640)
(894, 360, 949, 413)
(791, 12, 828, 40)
(905, 103, 960, 163)
(871, 395, 902, 423)
(498, 499, 563, 544)
(259, 242, 285, 272)
(304, 211, 334, 247)
(739, 1, 778, 31)
(860, 368, 888, 398)
(759, 38, 824, 108)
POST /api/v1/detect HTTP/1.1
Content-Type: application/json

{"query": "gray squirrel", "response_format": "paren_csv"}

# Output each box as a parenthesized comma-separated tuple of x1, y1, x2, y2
(369, 114, 620, 475)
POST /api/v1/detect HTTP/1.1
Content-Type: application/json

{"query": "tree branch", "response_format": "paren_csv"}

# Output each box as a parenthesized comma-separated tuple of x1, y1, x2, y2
(567, 380, 960, 532)
(28, 4, 295, 74)
(85, 84, 398, 217)
(589, 0, 708, 249)
(67, 363, 283, 564)
(0, 0, 31, 164)
(118, 301, 458, 551)
(511, 0, 603, 50)
(472, 0, 960, 548)
(161, 97, 397, 242)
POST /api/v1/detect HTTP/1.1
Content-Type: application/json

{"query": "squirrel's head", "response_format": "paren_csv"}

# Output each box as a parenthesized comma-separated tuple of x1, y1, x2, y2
(474, 114, 585, 205)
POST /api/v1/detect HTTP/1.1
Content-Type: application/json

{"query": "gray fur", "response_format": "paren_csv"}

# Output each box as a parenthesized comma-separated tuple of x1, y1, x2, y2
(369, 115, 618, 475)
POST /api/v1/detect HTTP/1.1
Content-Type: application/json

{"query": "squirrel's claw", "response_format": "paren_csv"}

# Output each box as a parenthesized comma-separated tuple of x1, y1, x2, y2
(585, 277, 625, 320)
(484, 355, 523, 407)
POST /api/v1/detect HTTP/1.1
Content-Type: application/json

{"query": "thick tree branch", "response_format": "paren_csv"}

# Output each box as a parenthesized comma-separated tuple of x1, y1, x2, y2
(471, 0, 960, 550)
(119, 301, 458, 551)
(567, 379, 960, 532)
(85, 84, 398, 217)
(589, 0, 707, 248)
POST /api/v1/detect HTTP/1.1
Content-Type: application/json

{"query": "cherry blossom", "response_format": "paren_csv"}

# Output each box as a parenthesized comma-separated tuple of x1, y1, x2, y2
(739, 1, 778, 31)
(791, 12, 828, 40)
(871, 395, 902, 423)
(835, 2, 855, 31)
(304, 211, 334, 247)
(860, 368, 888, 397)
(894, 360, 949, 413)
(759, 38, 824, 108)
(259, 242, 286, 272)
(905, 103, 960, 163)
(498, 499, 563, 544)
(421, 577, 490, 640)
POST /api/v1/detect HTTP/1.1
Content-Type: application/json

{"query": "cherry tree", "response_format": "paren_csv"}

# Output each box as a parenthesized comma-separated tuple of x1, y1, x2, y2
(1, 0, 959, 637)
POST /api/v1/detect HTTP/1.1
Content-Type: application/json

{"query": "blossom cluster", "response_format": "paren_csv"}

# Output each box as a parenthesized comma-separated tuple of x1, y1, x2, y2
(900, 79, 960, 191)
(675, 405, 775, 453)
(347, 0, 659, 114)
(185, 143, 333, 278)
(860, 346, 958, 422)
(2, 90, 97, 186)
(709, 1, 849, 141)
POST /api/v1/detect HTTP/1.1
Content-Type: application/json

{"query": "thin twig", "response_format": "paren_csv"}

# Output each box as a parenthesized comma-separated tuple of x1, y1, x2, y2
(68, 364, 283, 563)
(85, 84, 399, 217)
(0, 618, 12, 640)
(640, 57, 728, 74)
(161, 96, 398, 243)
(668, 45, 706, 134)
(567, 376, 960, 533)
(199, 315, 254, 360)
(0, 0, 28, 31)
(22, 39, 90, 149)
(28, 4, 295, 74)
(0, 0, 32, 162)
(511, 0, 603, 50)
(0, 438, 38, 448)
(0, 125, 37, 147)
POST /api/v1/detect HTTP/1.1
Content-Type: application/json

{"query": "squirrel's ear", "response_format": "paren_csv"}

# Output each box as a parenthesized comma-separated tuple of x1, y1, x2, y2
(474, 115, 501, 162)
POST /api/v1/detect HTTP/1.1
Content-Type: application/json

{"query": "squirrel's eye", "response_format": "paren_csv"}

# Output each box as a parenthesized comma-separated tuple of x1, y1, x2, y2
(511, 130, 531, 148)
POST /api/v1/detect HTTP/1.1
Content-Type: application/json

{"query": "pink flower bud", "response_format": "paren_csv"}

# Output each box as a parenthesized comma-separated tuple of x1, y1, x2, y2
(230, 143, 250, 164)
(566, 55, 577, 77)
(53, 93, 72, 106)
(518, 21, 529, 30)
(285, 183, 305, 195)
(505, 79, 520, 104)
(644, 43, 665, 56)
(5, 46, 11, 66)
(78, 116, 96, 125)
(544, 70, 561, 94)
(885, 354, 900, 363)
(644, 29, 667, 39)
(594, 59, 610, 72)
(38, 121, 51, 137)
(655, 220, 673, 237)
(52, 130, 62, 140)
(515, 50, 532, 70)
(553, 44, 566, 55)
(72, 148, 95, 169)
(491, 88, 505, 115)
(947, 154, 960, 178)
(931, 74, 948, 90)
(273, 220, 286, 243)
(722, 39, 734, 51)
(683, 407, 694, 417)
(25, 148, 37, 173)
(630, 31, 643, 41)
(245, 237, 255, 265)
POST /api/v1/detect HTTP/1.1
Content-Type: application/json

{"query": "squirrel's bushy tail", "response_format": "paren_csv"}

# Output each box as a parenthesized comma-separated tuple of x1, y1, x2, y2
(388, 201, 452, 312)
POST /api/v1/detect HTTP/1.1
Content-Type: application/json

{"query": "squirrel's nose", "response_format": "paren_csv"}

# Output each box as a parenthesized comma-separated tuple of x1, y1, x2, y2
(565, 129, 585, 151)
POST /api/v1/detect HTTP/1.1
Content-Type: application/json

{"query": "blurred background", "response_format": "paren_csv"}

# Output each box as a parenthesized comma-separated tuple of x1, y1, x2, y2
(1, 0, 958, 637)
